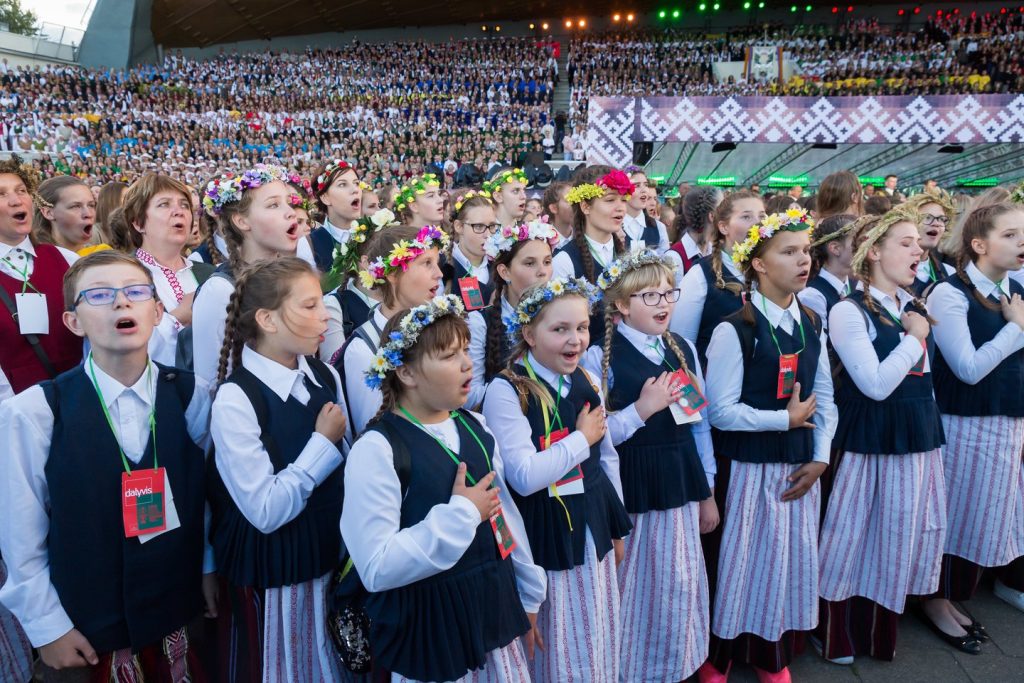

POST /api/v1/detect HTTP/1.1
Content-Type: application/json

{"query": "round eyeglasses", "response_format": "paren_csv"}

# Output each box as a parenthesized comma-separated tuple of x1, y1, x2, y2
(629, 289, 681, 306)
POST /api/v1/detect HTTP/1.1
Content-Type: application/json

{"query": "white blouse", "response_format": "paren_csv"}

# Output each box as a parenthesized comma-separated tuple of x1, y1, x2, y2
(341, 307, 389, 436)
(466, 297, 514, 410)
(341, 412, 546, 613)
(670, 250, 744, 344)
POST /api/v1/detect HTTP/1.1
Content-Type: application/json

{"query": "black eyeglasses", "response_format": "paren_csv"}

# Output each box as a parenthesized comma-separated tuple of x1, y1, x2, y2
(467, 222, 499, 235)
(73, 284, 156, 309)
(921, 214, 950, 227)
(630, 289, 681, 306)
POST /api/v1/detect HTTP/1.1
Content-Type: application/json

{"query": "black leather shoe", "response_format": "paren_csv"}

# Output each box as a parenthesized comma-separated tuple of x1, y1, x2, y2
(966, 619, 990, 643)
(921, 614, 983, 654)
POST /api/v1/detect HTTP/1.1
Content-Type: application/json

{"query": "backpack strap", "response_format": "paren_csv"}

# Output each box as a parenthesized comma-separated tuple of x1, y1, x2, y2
(726, 315, 757, 364)
(0, 285, 58, 380)
(225, 367, 275, 459)
(367, 418, 412, 499)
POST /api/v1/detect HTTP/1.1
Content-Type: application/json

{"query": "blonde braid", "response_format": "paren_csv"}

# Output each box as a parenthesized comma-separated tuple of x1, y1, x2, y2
(216, 274, 249, 385)
(600, 306, 616, 400)
(662, 332, 699, 386)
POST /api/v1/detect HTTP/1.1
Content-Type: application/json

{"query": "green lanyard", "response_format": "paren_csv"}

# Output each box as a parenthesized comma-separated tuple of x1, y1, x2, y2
(759, 293, 806, 356)
(522, 355, 565, 439)
(647, 339, 677, 371)
(1, 257, 40, 295)
(87, 355, 157, 474)
(398, 406, 491, 485)
(927, 259, 937, 283)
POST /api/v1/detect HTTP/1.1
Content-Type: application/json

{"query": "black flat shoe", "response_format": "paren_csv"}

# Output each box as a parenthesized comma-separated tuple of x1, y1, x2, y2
(921, 614, 983, 655)
(966, 619, 990, 642)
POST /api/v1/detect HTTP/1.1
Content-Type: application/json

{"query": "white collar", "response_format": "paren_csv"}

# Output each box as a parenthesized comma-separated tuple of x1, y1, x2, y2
(868, 284, 914, 318)
(585, 234, 615, 258)
(819, 268, 849, 295)
(524, 351, 567, 388)
(966, 261, 1010, 299)
(500, 295, 515, 318)
(241, 344, 323, 402)
(345, 278, 376, 306)
(213, 232, 228, 257)
(752, 290, 802, 328)
(617, 320, 663, 354)
(452, 242, 485, 275)
(87, 355, 157, 410)
(680, 232, 707, 259)
(322, 217, 351, 244)
(0, 236, 35, 262)
(721, 249, 745, 281)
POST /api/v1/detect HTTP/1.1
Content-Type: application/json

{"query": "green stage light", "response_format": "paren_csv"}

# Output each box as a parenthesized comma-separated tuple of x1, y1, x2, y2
(672, 8, 681, 17)
(713, 3, 721, 9)
(744, 1, 752, 7)
(791, 4, 797, 10)
(698, 3, 706, 10)
(805, 4, 812, 9)
(659, 9, 667, 18)
(758, 1, 765, 6)
(697, 176, 737, 187)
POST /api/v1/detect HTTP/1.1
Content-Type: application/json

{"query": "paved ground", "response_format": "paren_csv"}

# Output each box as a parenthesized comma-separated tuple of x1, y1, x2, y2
(721, 579, 1024, 683)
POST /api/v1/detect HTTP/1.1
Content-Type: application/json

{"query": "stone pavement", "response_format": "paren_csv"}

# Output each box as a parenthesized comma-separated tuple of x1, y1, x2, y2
(723, 579, 1024, 683)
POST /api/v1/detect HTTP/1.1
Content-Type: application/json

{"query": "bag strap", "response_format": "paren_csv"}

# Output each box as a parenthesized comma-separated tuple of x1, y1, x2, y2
(0, 285, 58, 379)
(726, 315, 757, 365)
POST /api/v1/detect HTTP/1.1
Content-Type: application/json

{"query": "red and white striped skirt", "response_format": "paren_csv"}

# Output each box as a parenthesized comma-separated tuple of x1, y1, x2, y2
(392, 641, 531, 683)
(0, 560, 32, 683)
(941, 414, 1024, 567)
(712, 462, 820, 641)
(819, 449, 946, 613)
(531, 529, 620, 683)
(262, 573, 346, 683)
(618, 503, 709, 683)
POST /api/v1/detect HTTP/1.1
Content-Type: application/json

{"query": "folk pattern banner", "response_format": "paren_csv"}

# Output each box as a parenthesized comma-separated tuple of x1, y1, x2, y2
(586, 94, 1024, 167)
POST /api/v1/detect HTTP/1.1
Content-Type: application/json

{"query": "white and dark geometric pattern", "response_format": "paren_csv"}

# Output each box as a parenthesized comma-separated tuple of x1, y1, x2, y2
(587, 95, 1024, 167)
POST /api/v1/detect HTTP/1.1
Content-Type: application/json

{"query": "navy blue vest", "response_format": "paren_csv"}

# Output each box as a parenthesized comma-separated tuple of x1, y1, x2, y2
(607, 331, 711, 513)
(331, 286, 371, 340)
(496, 366, 632, 570)
(309, 226, 339, 273)
(445, 256, 496, 310)
(43, 365, 205, 653)
(714, 306, 821, 464)
(909, 254, 949, 298)
(365, 411, 529, 682)
(933, 276, 1024, 417)
(624, 214, 661, 252)
(832, 292, 945, 455)
(191, 241, 213, 264)
(553, 239, 608, 346)
(806, 275, 844, 316)
(208, 365, 344, 589)
(481, 307, 513, 383)
(695, 257, 743, 368)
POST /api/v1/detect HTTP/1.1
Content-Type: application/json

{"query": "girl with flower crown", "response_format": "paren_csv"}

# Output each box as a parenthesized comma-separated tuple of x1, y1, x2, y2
(191, 164, 303, 385)
(395, 174, 446, 229)
(551, 165, 634, 347)
(817, 206, 947, 665)
(335, 224, 447, 436)
(209, 257, 349, 682)
(445, 190, 498, 311)
(482, 277, 632, 682)
(342, 295, 546, 683)
(308, 160, 362, 272)
(670, 190, 765, 369)
(701, 210, 836, 683)
(466, 217, 558, 409)
(586, 250, 717, 683)
(484, 168, 529, 228)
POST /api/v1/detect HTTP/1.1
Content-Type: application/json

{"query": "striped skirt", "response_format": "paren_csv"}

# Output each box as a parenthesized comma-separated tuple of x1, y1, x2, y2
(712, 462, 820, 641)
(941, 414, 1024, 567)
(0, 560, 32, 683)
(393, 641, 531, 683)
(618, 504, 709, 683)
(819, 450, 946, 614)
(531, 529, 620, 683)
(262, 573, 345, 683)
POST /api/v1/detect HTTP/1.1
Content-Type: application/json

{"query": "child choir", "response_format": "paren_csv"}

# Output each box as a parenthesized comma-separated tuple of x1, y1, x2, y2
(1, 155, 1023, 683)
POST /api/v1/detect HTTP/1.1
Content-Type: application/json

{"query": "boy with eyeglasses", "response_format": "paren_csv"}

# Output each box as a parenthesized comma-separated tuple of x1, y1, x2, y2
(0, 155, 82, 403)
(0, 250, 216, 682)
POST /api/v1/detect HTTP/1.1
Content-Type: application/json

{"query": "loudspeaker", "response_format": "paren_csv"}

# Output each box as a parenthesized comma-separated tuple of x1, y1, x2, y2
(632, 141, 654, 165)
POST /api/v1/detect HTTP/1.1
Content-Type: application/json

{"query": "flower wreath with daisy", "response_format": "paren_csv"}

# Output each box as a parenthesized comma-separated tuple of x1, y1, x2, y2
(203, 164, 288, 216)
(364, 294, 466, 389)
(565, 169, 637, 205)
(503, 276, 602, 343)
(359, 224, 450, 289)
(731, 208, 816, 265)
(484, 217, 561, 261)
(597, 249, 677, 291)
(483, 168, 529, 194)
(453, 189, 492, 213)
(315, 159, 357, 194)
(328, 208, 400, 282)
(394, 173, 441, 213)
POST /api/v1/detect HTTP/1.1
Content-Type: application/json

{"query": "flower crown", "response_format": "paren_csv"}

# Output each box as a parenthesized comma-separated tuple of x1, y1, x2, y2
(364, 295, 466, 389)
(361, 224, 450, 287)
(484, 217, 560, 261)
(316, 159, 356, 193)
(502, 276, 602, 343)
(1009, 180, 1024, 205)
(732, 209, 816, 265)
(454, 189, 492, 213)
(328, 208, 400, 280)
(565, 169, 636, 205)
(597, 250, 676, 291)
(203, 164, 288, 216)
(395, 173, 440, 213)
(483, 168, 529, 194)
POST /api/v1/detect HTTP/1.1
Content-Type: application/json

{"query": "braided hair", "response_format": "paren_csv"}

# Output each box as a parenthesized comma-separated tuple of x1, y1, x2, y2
(674, 186, 722, 251)
(809, 213, 857, 279)
(709, 190, 761, 294)
(215, 257, 317, 385)
(851, 213, 935, 326)
(955, 203, 1023, 313)
(569, 164, 625, 283)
